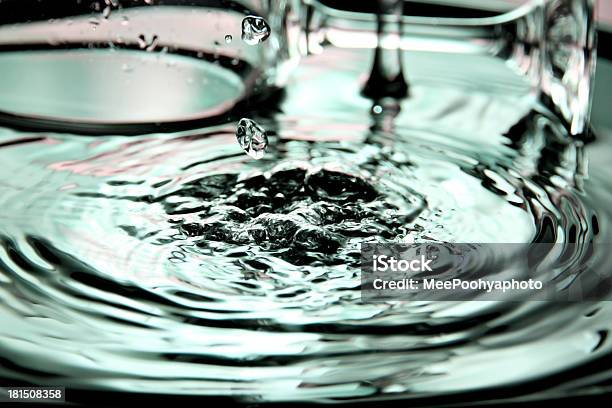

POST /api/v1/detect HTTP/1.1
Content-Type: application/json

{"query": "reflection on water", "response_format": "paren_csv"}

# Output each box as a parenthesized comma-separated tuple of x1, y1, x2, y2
(0, 47, 610, 404)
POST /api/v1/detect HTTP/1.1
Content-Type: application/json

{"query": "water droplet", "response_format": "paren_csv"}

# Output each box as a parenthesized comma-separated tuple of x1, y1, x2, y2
(137, 35, 147, 48)
(102, 0, 119, 19)
(225, 35, 233, 44)
(236, 118, 268, 160)
(138, 34, 159, 52)
(241, 16, 271, 45)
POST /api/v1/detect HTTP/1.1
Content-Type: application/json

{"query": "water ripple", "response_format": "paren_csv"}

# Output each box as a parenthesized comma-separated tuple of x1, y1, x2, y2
(0, 52, 610, 405)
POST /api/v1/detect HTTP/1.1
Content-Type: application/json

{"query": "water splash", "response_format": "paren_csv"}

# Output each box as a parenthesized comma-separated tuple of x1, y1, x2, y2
(362, 0, 408, 100)
(235, 118, 269, 160)
(241, 16, 271, 45)
(0, 45, 609, 405)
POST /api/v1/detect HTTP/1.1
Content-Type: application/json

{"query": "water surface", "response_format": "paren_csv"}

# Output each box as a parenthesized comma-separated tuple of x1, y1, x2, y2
(0, 47, 611, 404)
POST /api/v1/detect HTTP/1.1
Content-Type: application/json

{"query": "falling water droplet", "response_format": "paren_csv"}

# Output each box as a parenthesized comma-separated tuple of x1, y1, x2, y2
(102, 0, 119, 19)
(102, 6, 111, 19)
(241, 16, 270, 45)
(236, 118, 268, 160)
(370, 99, 402, 134)
(225, 35, 233, 44)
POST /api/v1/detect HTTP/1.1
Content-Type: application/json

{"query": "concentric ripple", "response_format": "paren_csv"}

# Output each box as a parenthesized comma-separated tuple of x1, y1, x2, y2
(0, 48, 611, 405)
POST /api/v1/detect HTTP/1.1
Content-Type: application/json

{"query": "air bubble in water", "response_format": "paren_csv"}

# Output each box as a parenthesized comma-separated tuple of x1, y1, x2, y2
(241, 16, 270, 45)
(225, 35, 233, 44)
(236, 118, 268, 160)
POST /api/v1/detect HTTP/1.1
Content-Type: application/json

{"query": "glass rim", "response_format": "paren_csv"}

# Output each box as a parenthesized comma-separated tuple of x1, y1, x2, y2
(304, 0, 594, 26)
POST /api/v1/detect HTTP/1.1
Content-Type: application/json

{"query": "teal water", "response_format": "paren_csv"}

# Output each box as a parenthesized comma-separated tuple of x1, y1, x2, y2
(0, 46, 610, 404)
